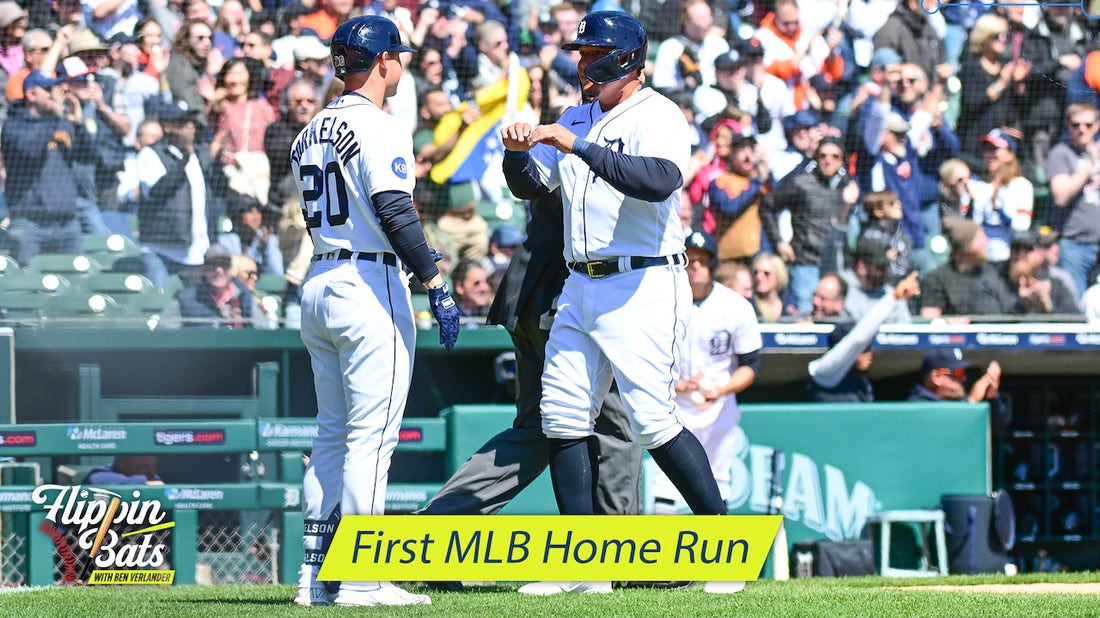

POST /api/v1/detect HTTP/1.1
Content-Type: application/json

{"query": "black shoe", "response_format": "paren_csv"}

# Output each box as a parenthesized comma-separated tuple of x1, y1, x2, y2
(427, 581, 465, 593)
(621, 581, 694, 590)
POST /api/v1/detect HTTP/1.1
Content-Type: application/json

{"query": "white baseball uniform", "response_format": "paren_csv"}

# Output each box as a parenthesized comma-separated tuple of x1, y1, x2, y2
(652, 283, 763, 505)
(525, 87, 694, 449)
(291, 92, 415, 595)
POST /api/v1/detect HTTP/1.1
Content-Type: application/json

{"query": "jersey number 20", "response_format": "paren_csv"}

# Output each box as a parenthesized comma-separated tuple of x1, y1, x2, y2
(299, 162, 349, 228)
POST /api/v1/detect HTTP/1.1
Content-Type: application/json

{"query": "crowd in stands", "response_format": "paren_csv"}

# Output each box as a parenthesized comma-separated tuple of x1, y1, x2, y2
(2, 0, 1100, 327)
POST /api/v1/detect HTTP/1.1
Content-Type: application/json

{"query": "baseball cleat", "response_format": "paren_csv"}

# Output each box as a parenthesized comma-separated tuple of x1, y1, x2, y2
(621, 580, 695, 590)
(704, 580, 746, 594)
(427, 580, 465, 592)
(334, 582, 432, 606)
(517, 581, 613, 595)
(293, 587, 334, 606)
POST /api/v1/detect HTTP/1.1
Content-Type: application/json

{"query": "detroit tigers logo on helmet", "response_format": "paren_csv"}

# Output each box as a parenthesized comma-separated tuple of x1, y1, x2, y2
(562, 12, 647, 85)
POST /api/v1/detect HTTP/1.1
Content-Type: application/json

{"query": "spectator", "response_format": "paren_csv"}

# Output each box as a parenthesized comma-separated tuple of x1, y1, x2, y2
(937, 157, 971, 219)
(410, 45, 460, 104)
(218, 194, 283, 276)
(908, 348, 1010, 432)
(685, 117, 740, 231)
(300, 0, 355, 42)
(212, 0, 248, 60)
(811, 272, 847, 320)
(264, 79, 316, 207)
(751, 252, 792, 323)
(1, 71, 93, 266)
(859, 189, 915, 285)
(919, 216, 1015, 320)
(0, 1, 29, 123)
(162, 244, 270, 329)
(131, 16, 165, 78)
(422, 181, 489, 266)
(868, 112, 934, 261)
(271, 4, 312, 69)
(692, 40, 782, 140)
(848, 47, 901, 121)
(232, 251, 280, 329)
(468, 19, 511, 91)
(5, 27, 65, 103)
(807, 271, 920, 402)
(292, 35, 333, 102)
(103, 29, 168, 148)
(770, 109, 818, 185)
(707, 131, 769, 262)
(839, 234, 912, 323)
(66, 29, 131, 233)
(241, 31, 295, 110)
(1045, 102, 1100, 296)
(957, 13, 1025, 158)
(83, 454, 163, 485)
(992, 230, 1079, 316)
(754, 0, 844, 113)
(210, 57, 277, 206)
(964, 129, 1033, 263)
(137, 98, 220, 289)
(716, 261, 753, 299)
(651, 0, 729, 94)
(115, 117, 162, 235)
(450, 258, 492, 317)
(762, 137, 859, 315)
(484, 223, 523, 278)
(872, 0, 951, 84)
(165, 18, 216, 140)
(81, 0, 141, 43)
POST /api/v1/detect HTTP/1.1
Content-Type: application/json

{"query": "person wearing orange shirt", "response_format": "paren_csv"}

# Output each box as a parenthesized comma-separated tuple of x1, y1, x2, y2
(300, 0, 355, 42)
(753, 0, 843, 112)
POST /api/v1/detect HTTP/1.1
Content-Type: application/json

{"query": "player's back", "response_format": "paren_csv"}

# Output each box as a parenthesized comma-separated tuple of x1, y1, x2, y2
(289, 94, 414, 255)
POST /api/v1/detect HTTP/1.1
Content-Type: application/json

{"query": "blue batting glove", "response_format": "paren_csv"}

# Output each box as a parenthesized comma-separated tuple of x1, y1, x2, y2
(429, 247, 445, 263)
(428, 282, 460, 350)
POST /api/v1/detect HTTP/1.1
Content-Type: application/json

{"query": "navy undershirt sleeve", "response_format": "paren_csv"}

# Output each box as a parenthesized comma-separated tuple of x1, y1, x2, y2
(372, 190, 440, 284)
(572, 138, 683, 202)
(502, 150, 545, 199)
(736, 349, 762, 375)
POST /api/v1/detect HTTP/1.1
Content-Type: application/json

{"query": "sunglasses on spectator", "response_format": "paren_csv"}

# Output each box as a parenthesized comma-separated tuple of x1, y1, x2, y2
(933, 367, 967, 381)
(753, 269, 773, 277)
(241, 270, 259, 279)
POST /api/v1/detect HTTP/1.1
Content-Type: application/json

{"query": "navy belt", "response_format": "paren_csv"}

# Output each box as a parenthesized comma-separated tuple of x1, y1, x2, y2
(568, 254, 687, 279)
(313, 249, 397, 266)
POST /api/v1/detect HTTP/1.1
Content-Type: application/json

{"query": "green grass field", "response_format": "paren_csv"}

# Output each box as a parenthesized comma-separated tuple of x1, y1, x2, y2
(3, 573, 1099, 617)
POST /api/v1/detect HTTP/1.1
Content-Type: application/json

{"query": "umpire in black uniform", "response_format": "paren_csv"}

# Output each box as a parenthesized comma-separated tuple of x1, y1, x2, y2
(418, 188, 642, 527)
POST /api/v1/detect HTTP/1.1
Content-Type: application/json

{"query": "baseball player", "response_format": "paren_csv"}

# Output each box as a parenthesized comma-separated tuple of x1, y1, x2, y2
(500, 12, 728, 595)
(416, 188, 643, 592)
(291, 16, 460, 607)
(650, 230, 761, 594)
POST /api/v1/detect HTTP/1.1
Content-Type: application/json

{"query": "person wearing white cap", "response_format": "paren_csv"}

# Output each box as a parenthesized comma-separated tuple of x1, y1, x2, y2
(292, 35, 333, 102)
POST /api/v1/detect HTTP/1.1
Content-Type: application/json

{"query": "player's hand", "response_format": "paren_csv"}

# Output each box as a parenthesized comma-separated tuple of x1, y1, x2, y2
(528, 123, 577, 154)
(428, 247, 445, 263)
(428, 283, 460, 350)
(501, 122, 534, 152)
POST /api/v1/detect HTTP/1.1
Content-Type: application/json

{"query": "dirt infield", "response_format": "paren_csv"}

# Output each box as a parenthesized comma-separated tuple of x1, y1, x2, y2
(902, 583, 1100, 594)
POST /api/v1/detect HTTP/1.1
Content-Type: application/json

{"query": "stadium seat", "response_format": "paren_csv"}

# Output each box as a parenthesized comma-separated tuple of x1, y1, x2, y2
(0, 292, 48, 320)
(27, 253, 103, 278)
(117, 291, 171, 318)
(0, 254, 23, 277)
(0, 272, 75, 295)
(79, 272, 158, 296)
(163, 274, 185, 298)
(81, 233, 142, 270)
(255, 273, 287, 296)
(44, 293, 127, 320)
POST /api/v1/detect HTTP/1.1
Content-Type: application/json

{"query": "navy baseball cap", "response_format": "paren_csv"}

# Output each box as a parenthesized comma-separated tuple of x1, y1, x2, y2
(22, 71, 62, 95)
(145, 98, 199, 124)
(783, 110, 818, 133)
(921, 348, 973, 375)
(981, 129, 1017, 153)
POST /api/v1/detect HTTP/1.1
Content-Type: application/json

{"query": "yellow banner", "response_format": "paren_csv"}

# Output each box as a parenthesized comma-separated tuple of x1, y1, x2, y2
(88, 569, 175, 585)
(318, 515, 780, 582)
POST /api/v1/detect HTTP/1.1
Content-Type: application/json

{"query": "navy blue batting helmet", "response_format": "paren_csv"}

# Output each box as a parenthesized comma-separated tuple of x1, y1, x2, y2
(685, 230, 719, 271)
(330, 16, 414, 78)
(561, 11, 647, 85)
